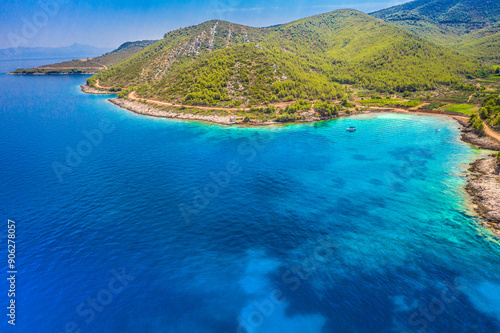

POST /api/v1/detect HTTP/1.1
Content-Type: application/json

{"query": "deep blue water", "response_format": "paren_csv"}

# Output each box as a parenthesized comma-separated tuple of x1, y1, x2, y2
(1, 69, 500, 333)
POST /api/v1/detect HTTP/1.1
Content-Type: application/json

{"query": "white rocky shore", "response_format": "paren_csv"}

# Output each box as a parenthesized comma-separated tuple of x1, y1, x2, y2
(80, 85, 115, 95)
(456, 119, 500, 233)
(457, 119, 500, 151)
(465, 158, 500, 232)
(108, 98, 246, 125)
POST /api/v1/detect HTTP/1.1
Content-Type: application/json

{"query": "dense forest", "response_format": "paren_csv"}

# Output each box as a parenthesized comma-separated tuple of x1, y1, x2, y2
(139, 44, 345, 106)
(260, 10, 477, 92)
(371, 0, 500, 62)
(480, 94, 500, 129)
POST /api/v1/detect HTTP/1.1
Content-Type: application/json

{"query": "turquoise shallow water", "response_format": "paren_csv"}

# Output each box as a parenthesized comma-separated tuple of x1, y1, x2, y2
(0, 70, 500, 332)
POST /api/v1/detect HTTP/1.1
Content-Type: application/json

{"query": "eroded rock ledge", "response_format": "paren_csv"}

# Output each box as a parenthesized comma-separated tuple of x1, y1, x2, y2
(456, 118, 500, 151)
(465, 157, 500, 232)
(108, 98, 248, 125)
(456, 119, 500, 233)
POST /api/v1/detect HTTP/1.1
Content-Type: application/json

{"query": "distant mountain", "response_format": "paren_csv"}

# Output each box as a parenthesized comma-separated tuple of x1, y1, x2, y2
(89, 9, 477, 106)
(94, 40, 158, 67)
(371, 0, 500, 61)
(371, 0, 500, 30)
(0, 43, 111, 60)
(9, 40, 157, 75)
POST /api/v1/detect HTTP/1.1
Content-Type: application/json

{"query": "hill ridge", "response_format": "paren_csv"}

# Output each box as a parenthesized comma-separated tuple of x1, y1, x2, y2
(370, 0, 500, 60)
(90, 9, 477, 106)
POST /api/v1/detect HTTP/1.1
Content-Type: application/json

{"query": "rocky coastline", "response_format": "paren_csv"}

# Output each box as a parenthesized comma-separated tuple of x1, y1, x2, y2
(465, 157, 500, 233)
(80, 85, 116, 95)
(456, 118, 500, 151)
(108, 97, 248, 125)
(457, 119, 500, 234)
(107, 97, 341, 126)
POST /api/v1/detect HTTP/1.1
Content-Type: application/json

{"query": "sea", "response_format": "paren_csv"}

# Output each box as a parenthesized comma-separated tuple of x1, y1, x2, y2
(1, 60, 499, 332)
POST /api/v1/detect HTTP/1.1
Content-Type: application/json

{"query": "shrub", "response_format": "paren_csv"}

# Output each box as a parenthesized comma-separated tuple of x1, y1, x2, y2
(86, 77, 97, 86)
(314, 100, 339, 117)
(284, 100, 312, 114)
(117, 87, 133, 98)
(479, 107, 488, 119)
(341, 96, 354, 108)
(275, 113, 298, 122)
(469, 115, 485, 136)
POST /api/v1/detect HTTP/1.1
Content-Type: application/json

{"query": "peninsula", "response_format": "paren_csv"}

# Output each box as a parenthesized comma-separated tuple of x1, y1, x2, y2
(9, 40, 156, 75)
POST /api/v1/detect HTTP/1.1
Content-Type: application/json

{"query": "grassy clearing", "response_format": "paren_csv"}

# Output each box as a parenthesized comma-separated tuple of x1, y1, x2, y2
(443, 104, 477, 115)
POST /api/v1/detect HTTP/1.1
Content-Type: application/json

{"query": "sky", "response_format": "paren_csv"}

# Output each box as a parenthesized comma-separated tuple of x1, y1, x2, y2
(0, 0, 409, 50)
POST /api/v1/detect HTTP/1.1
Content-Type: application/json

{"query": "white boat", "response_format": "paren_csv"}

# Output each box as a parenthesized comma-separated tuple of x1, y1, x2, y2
(346, 126, 356, 132)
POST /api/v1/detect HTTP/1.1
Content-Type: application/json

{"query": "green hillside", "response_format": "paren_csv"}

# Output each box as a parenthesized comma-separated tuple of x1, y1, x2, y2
(93, 21, 264, 87)
(90, 10, 478, 107)
(260, 10, 476, 92)
(136, 44, 344, 106)
(371, 0, 500, 32)
(371, 0, 500, 61)
(455, 24, 500, 62)
(10, 40, 157, 75)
